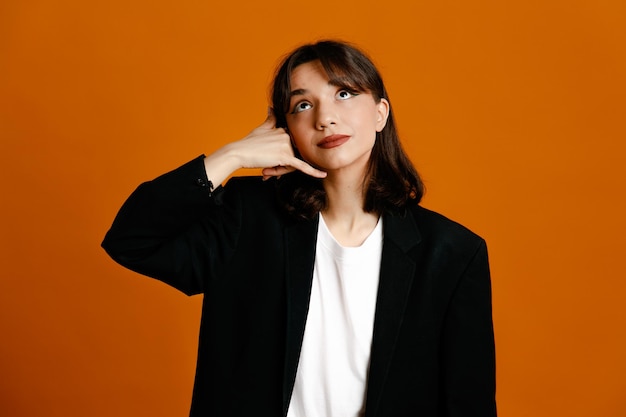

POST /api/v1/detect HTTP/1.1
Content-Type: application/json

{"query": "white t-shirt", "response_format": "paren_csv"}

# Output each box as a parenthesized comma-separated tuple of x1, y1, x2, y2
(287, 214, 383, 417)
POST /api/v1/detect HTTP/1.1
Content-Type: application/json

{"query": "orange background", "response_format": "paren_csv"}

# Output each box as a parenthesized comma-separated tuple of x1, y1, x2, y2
(1, 1, 625, 416)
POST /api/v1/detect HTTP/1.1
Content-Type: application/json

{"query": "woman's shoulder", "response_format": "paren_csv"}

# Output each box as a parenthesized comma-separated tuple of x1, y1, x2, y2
(406, 204, 485, 248)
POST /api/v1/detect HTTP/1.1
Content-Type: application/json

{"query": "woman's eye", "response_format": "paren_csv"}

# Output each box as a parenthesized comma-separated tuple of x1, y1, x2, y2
(292, 102, 312, 113)
(337, 90, 355, 100)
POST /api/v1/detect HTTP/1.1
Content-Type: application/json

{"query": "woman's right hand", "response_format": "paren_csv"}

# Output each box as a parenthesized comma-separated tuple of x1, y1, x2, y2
(203, 111, 327, 186)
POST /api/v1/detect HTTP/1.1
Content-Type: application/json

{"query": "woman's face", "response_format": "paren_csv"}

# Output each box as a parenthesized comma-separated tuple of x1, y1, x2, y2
(285, 60, 389, 176)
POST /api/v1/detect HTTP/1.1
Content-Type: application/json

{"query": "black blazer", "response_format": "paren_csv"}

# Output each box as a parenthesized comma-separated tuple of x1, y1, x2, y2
(102, 156, 496, 417)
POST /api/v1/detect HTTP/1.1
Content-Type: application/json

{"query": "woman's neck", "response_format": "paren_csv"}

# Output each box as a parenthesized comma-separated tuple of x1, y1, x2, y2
(321, 170, 379, 247)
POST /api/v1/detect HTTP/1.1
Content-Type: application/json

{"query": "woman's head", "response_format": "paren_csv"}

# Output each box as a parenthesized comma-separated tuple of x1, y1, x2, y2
(271, 40, 424, 218)
(271, 40, 388, 129)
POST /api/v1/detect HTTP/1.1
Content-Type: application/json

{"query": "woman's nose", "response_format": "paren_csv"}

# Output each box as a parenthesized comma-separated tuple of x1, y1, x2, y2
(315, 101, 338, 130)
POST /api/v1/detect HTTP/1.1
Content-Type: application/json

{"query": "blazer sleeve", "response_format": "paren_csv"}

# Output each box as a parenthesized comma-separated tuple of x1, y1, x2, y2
(101, 155, 242, 296)
(441, 239, 497, 417)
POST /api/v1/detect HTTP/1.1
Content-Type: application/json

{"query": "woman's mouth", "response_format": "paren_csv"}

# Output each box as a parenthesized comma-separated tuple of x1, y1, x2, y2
(317, 134, 350, 149)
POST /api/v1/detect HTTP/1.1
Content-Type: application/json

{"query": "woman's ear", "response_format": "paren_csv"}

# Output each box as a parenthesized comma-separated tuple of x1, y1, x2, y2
(375, 98, 390, 132)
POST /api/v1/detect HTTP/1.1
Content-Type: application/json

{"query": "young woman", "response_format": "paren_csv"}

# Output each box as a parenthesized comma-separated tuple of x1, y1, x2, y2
(102, 40, 496, 417)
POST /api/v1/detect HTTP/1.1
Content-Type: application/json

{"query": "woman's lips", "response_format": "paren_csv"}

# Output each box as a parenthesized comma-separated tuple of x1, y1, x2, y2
(317, 134, 350, 149)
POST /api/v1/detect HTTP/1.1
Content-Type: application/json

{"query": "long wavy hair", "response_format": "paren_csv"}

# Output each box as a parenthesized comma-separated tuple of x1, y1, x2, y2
(271, 40, 424, 220)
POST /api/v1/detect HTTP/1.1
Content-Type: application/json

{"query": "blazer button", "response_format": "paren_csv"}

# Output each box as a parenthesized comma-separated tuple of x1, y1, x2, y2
(196, 178, 207, 187)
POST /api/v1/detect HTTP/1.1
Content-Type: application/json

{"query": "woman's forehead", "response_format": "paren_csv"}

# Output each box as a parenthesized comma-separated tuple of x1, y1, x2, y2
(290, 61, 326, 84)
(290, 60, 360, 92)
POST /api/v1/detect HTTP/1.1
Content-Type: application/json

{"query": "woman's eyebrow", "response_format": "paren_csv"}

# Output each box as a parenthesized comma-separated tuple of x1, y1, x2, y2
(328, 77, 355, 89)
(289, 88, 307, 97)
(290, 80, 354, 98)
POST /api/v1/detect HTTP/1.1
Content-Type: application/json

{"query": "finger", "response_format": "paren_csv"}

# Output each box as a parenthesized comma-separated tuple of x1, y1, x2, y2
(261, 165, 296, 177)
(262, 160, 327, 179)
(261, 159, 327, 179)
(288, 158, 327, 179)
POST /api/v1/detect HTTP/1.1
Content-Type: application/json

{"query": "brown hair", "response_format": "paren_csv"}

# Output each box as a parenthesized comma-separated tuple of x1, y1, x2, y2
(271, 40, 424, 220)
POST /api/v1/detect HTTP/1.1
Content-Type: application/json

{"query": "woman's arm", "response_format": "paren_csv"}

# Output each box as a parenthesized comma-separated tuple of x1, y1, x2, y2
(102, 112, 324, 295)
(101, 156, 240, 295)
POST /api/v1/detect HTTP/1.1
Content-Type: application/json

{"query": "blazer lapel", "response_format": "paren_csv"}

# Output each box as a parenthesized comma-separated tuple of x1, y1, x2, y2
(365, 211, 421, 417)
(281, 214, 319, 415)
